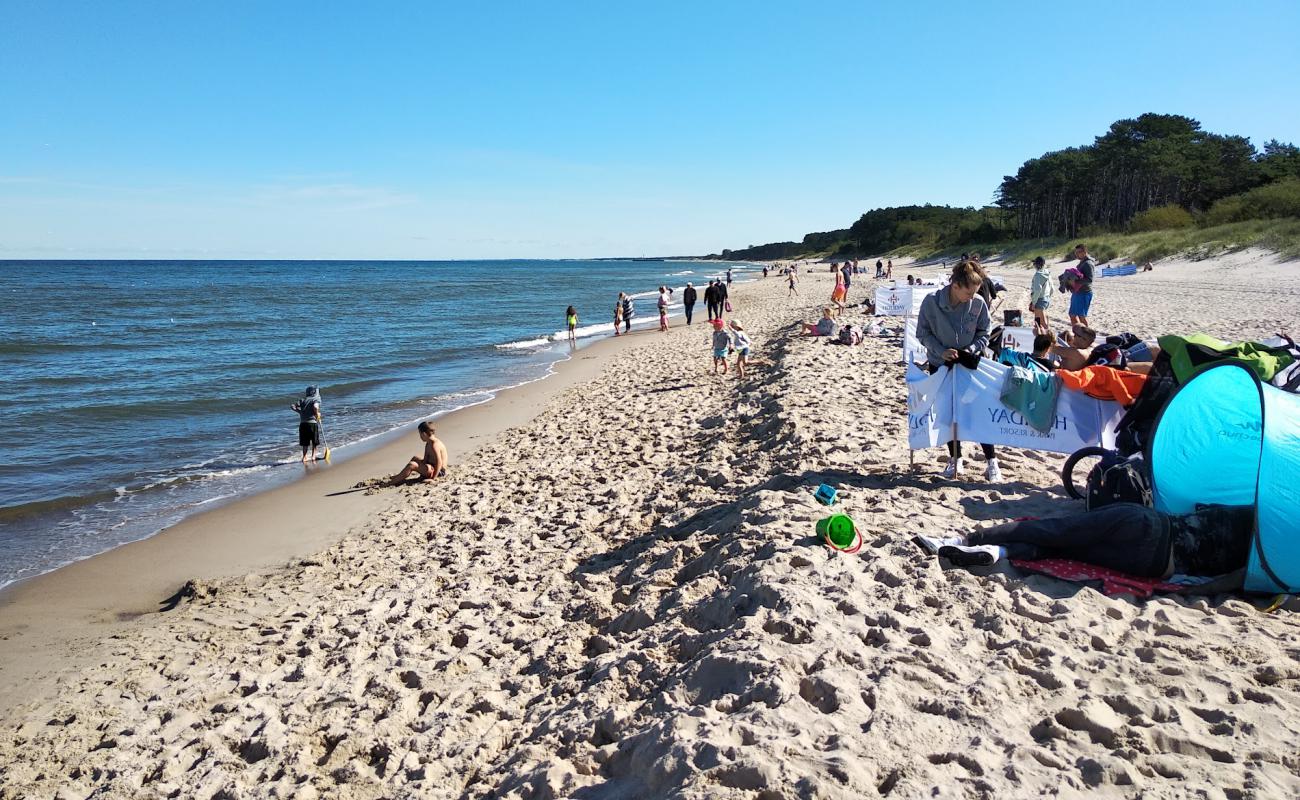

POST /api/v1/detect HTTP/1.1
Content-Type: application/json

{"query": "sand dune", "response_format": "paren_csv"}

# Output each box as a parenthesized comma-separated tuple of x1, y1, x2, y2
(2, 252, 1298, 799)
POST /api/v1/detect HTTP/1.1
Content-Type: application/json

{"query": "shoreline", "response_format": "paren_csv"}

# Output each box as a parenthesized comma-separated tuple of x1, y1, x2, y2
(0, 323, 665, 709)
(0, 271, 755, 593)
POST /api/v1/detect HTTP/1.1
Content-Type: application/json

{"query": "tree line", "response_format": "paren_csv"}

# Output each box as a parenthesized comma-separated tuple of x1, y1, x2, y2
(996, 114, 1300, 238)
(707, 113, 1300, 260)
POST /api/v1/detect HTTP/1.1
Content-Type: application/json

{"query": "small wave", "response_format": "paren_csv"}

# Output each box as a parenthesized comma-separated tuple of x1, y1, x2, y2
(0, 489, 122, 524)
(496, 336, 554, 350)
(668, 270, 694, 276)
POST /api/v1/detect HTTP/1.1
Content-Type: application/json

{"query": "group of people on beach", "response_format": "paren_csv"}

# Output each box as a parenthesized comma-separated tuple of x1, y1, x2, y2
(604, 278, 731, 338)
(912, 244, 1124, 481)
(289, 386, 450, 485)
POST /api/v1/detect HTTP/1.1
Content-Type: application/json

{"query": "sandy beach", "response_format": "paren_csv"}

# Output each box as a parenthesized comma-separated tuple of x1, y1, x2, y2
(2, 252, 1299, 799)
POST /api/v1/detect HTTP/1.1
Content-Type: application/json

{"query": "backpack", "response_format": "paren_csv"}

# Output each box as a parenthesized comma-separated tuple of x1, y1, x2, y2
(838, 324, 855, 345)
(1086, 342, 1129, 370)
(1085, 452, 1152, 511)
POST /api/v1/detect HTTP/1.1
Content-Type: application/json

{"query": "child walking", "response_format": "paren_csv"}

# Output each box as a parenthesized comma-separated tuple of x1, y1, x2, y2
(729, 319, 751, 378)
(565, 305, 579, 345)
(711, 319, 731, 374)
(658, 286, 670, 332)
(1029, 256, 1051, 333)
(613, 298, 623, 336)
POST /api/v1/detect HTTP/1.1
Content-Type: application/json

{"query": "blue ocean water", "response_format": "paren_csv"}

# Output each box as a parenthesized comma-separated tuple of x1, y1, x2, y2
(0, 259, 757, 588)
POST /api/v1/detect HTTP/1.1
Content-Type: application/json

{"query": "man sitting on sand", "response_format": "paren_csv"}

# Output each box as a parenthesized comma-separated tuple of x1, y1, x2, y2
(392, 421, 449, 484)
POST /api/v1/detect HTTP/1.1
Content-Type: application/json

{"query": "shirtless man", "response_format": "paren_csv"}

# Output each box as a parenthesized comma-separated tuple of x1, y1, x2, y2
(392, 420, 449, 484)
(1052, 324, 1096, 371)
(1051, 324, 1160, 374)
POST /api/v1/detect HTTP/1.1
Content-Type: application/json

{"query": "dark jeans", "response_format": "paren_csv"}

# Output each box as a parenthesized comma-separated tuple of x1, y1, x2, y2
(949, 441, 996, 460)
(685, 303, 694, 324)
(707, 302, 718, 320)
(968, 504, 1171, 576)
(623, 316, 632, 333)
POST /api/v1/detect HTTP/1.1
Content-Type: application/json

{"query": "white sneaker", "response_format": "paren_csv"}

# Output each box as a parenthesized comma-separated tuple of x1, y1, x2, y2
(912, 534, 969, 555)
(942, 458, 964, 479)
(984, 458, 1003, 482)
(938, 544, 1005, 567)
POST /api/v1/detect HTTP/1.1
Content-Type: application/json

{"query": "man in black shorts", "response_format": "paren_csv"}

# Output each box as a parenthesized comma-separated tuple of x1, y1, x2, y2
(291, 385, 322, 462)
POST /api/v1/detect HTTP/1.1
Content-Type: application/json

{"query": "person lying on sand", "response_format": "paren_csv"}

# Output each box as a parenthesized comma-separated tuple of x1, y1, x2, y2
(391, 420, 448, 484)
(1052, 324, 1096, 371)
(1053, 324, 1162, 374)
(914, 503, 1254, 579)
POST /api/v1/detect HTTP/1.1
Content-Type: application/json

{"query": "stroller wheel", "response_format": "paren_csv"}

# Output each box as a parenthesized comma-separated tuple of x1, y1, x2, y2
(1061, 446, 1110, 500)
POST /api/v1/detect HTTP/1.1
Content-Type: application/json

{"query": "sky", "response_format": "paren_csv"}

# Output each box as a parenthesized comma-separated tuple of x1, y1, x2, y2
(2, 0, 1298, 260)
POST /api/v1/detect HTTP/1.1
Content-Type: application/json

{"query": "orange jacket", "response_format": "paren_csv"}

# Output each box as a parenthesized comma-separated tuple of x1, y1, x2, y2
(1058, 366, 1147, 407)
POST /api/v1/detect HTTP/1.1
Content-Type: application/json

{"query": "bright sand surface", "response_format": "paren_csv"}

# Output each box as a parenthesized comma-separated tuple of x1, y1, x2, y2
(1, 251, 1299, 798)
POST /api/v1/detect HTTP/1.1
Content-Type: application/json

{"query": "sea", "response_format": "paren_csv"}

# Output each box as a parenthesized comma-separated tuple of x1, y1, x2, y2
(0, 259, 759, 589)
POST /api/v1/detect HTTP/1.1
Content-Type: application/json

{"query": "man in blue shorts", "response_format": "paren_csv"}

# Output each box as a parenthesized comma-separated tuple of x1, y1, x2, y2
(1069, 243, 1095, 326)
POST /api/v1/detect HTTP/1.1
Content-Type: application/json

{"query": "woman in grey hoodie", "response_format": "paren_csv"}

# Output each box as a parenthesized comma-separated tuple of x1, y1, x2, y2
(915, 261, 1000, 482)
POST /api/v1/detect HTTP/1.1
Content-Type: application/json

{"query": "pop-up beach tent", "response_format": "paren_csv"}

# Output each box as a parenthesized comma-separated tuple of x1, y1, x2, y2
(1148, 362, 1300, 593)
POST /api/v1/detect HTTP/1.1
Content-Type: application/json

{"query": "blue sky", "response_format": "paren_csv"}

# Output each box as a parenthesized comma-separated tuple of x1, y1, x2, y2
(2, 1, 1298, 259)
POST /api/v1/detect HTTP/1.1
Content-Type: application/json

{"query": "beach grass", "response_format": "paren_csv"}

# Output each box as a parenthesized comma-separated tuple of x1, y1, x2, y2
(897, 218, 1300, 269)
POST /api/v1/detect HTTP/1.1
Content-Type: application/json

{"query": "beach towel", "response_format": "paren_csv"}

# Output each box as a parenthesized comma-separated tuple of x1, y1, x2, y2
(1058, 366, 1147, 407)
(999, 365, 1060, 432)
(1010, 558, 1186, 598)
(1157, 334, 1294, 383)
(997, 349, 1048, 373)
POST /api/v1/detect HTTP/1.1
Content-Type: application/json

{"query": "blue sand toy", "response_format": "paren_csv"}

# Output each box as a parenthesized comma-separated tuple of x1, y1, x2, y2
(814, 484, 838, 505)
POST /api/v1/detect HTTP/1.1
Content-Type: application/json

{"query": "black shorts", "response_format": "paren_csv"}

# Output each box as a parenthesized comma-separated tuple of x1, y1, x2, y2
(299, 422, 320, 447)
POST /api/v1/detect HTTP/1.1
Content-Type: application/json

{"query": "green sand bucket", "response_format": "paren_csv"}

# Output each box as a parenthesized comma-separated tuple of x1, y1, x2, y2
(816, 514, 862, 553)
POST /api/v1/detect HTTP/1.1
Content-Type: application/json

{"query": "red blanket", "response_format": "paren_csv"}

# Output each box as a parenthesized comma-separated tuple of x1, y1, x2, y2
(1010, 558, 1186, 598)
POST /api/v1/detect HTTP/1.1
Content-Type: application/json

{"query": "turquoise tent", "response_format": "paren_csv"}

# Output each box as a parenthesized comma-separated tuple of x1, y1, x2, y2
(1149, 363, 1300, 593)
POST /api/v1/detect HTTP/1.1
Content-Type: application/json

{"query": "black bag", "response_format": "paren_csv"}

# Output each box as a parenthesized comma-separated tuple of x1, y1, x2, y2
(1085, 452, 1152, 511)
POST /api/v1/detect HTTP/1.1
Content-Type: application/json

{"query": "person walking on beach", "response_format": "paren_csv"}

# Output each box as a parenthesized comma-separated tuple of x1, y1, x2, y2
(830, 267, 847, 316)
(711, 319, 731, 374)
(726, 268, 733, 285)
(717, 278, 729, 317)
(916, 261, 1000, 482)
(290, 385, 323, 463)
(840, 260, 852, 298)
(1070, 243, 1095, 327)
(657, 286, 670, 332)
(729, 319, 751, 379)
(1029, 256, 1051, 333)
(621, 292, 634, 334)
(682, 282, 697, 325)
(886, 259, 893, 279)
(613, 295, 624, 336)
(565, 305, 579, 346)
(787, 268, 799, 297)
(704, 280, 719, 321)
(876, 259, 884, 278)
(391, 420, 448, 484)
